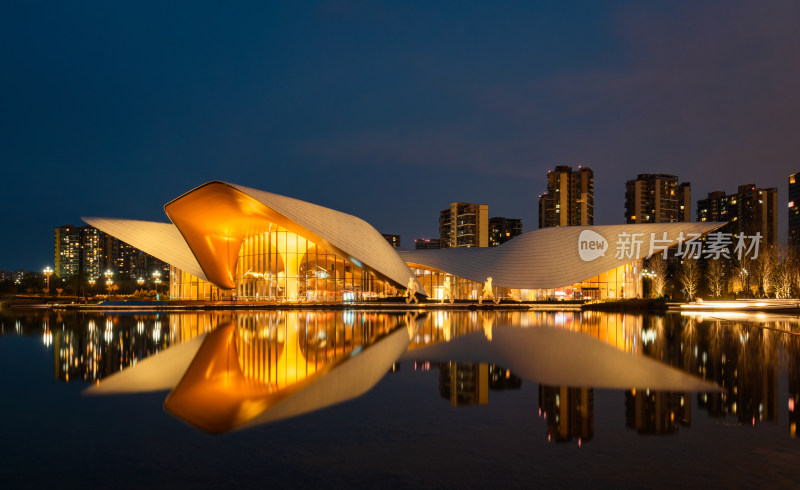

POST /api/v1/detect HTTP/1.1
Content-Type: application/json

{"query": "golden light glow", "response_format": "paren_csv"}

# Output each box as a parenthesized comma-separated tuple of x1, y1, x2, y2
(164, 320, 325, 433)
(165, 183, 279, 288)
(165, 182, 400, 296)
(162, 312, 406, 433)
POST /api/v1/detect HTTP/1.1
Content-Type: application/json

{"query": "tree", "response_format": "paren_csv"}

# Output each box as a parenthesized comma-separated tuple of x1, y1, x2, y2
(792, 256, 800, 298)
(678, 258, 701, 301)
(706, 258, 726, 298)
(66, 272, 86, 298)
(752, 246, 777, 297)
(646, 253, 669, 298)
(733, 255, 754, 297)
(774, 249, 794, 299)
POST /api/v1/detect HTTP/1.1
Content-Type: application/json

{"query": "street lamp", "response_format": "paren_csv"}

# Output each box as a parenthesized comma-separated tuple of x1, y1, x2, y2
(137, 277, 144, 286)
(152, 270, 162, 299)
(43, 266, 53, 295)
(104, 269, 114, 296)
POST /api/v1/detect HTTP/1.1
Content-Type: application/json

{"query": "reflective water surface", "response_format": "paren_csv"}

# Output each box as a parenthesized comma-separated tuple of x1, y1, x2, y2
(1, 309, 798, 487)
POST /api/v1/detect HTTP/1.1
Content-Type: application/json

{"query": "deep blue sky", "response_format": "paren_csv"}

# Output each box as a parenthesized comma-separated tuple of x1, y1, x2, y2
(2, 1, 799, 270)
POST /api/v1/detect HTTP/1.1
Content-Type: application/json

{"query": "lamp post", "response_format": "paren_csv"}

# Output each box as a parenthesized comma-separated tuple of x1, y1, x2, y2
(104, 269, 113, 296)
(152, 270, 162, 299)
(43, 266, 53, 295)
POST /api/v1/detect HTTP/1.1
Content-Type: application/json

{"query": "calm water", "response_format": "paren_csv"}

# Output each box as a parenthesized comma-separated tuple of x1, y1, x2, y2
(1, 308, 798, 488)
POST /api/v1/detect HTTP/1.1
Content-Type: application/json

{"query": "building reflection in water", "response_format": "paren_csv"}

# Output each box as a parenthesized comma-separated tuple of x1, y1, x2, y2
(437, 362, 522, 407)
(789, 332, 800, 438)
(681, 314, 780, 427)
(625, 389, 689, 435)
(52, 313, 231, 383)
(2, 309, 799, 437)
(82, 311, 409, 432)
(539, 386, 593, 444)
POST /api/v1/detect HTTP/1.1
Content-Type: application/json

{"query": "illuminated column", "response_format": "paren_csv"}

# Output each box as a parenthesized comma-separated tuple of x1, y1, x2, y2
(275, 234, 308, 301)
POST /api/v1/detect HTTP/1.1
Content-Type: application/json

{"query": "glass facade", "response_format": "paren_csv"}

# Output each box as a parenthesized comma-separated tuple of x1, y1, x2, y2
(170, 227, 399, 302)
(172, 248, 641, 303)
(409, 260, 643, 302)
(409, 266, 482, 301)
(530, 260, 643, 301)
(166, 219, 642, 303)
(170, 267, 233, 301)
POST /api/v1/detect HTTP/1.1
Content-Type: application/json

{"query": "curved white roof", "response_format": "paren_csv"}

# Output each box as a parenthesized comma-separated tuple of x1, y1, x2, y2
(85, 182, 424, 294)
(400, 222, 725, 289)
(227, 182, 422, 292)
(84, 183, 725, 294)
(81, 217, 208, 281)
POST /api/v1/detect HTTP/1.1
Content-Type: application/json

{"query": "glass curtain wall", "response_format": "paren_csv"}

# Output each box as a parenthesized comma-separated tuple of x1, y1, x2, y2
(170, 267, 232, 301)
(411, 260, 643, 302)
(170, 227, 399, 302)
(523, 260, 643, 301)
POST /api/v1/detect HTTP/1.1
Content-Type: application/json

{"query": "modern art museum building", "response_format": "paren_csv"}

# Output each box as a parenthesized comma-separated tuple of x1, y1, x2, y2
(84, 181, 723, 303)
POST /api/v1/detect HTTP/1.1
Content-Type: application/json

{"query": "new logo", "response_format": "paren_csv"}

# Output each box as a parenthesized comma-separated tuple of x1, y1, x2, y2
(578, 230, 608, 261)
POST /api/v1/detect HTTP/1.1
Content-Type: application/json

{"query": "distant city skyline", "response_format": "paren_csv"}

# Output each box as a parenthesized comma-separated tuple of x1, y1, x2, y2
(2, 1, 800, 269)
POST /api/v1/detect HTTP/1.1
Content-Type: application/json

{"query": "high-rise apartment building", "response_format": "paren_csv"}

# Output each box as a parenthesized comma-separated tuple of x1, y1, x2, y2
(81, 225, 103, 279)
(439, 202, 489, 248)
(789, 173, 800, 249)
(624, 174, 691, 223)
(538, 166, 594, 228)
(488, 217, 522, 247)
(54, 225, 168, 280)
(414, 238, 441, 249)
(103, 235, 139, 276)
(130, 252, 169, 280)
(54, 225, 83, 278)
(696, 191, 729, 223)
(381, 233, 401, 248)
(697, 184, 778, 246)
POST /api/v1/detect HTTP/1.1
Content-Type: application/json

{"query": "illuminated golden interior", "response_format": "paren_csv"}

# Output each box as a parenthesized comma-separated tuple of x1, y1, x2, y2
(165, 182, 400, 300)
(169, 228, 400, 302)
(407, 260, 643, 302)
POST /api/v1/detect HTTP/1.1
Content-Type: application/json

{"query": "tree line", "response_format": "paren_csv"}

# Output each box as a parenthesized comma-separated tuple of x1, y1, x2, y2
(644, 245, 798, 301)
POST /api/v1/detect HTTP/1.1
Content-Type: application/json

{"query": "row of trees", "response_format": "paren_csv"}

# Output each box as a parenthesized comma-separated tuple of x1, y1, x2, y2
(645, 246, 799, 301)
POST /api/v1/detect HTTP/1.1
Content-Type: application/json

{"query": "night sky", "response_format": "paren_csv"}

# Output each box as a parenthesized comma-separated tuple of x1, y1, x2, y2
(2, 1, 799, 271)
